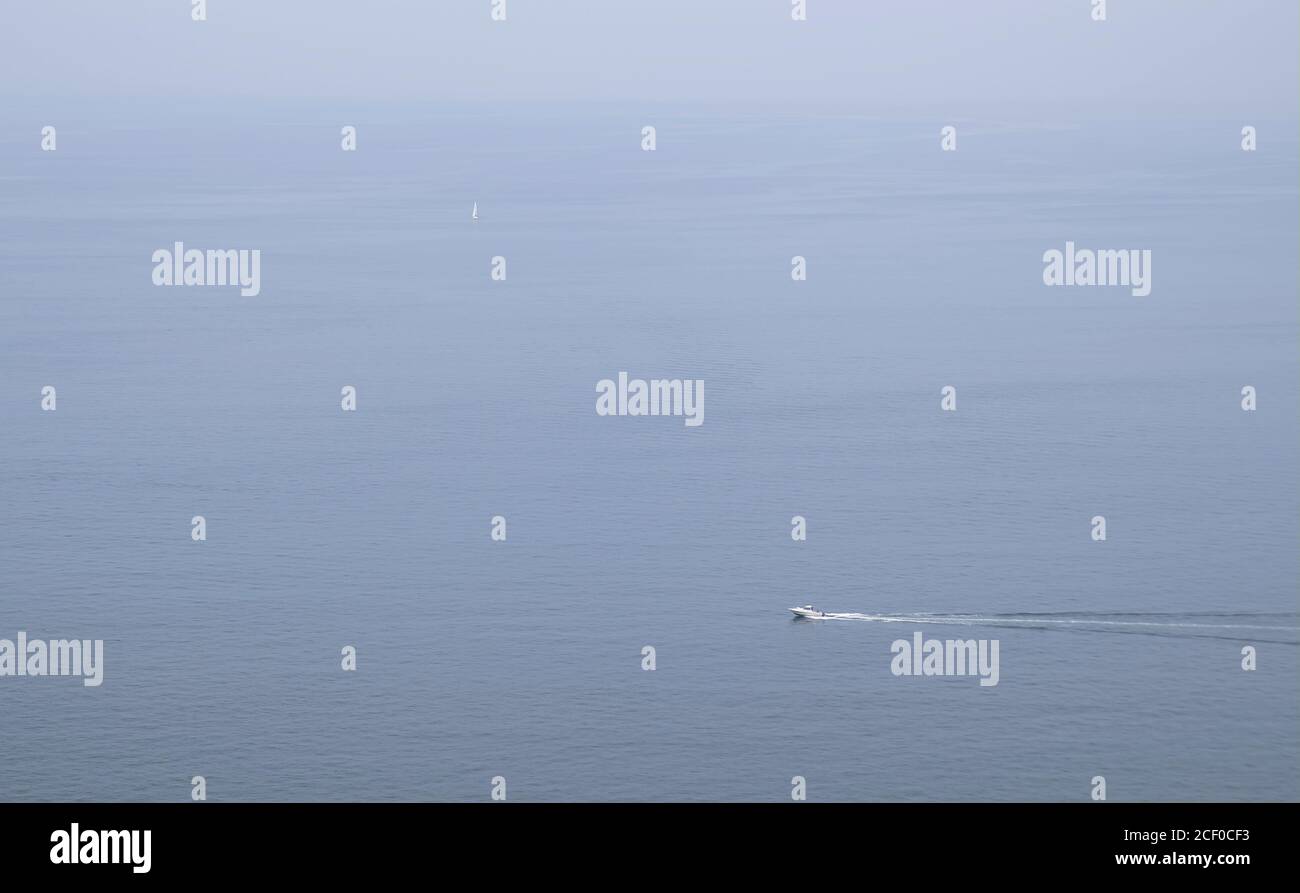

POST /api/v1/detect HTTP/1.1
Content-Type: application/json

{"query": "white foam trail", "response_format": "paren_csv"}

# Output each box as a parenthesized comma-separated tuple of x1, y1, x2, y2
(822, 613, 1300, 631)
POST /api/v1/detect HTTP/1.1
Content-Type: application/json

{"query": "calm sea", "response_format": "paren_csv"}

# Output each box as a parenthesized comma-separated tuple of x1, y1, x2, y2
(1, 102, 1296, 800)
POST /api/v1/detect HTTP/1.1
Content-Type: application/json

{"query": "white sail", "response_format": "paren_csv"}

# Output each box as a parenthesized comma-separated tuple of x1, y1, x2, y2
(472, 202, 478, 221)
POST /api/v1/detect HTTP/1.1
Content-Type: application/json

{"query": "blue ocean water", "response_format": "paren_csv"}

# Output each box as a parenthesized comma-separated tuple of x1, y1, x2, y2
(0, 103, 1296, 801)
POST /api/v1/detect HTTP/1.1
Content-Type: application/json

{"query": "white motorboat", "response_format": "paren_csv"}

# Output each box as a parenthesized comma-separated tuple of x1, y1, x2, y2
(789, 604, 827, 619)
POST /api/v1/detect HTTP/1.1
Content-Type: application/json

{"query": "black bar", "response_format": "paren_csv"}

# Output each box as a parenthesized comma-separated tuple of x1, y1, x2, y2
(0, 803, 1289, 879)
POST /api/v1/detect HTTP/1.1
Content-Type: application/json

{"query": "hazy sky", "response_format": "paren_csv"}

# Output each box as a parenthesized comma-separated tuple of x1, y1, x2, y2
(2, 0, 1297, 112)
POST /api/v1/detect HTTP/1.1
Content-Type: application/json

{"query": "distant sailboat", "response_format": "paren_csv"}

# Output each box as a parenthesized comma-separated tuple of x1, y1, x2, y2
(472, 202, 478, 221)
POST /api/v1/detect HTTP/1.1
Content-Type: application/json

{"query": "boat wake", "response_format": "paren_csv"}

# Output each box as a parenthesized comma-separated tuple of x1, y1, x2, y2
(804, 611, 1300, 644)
